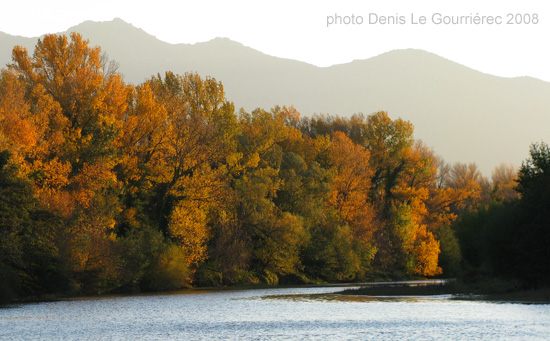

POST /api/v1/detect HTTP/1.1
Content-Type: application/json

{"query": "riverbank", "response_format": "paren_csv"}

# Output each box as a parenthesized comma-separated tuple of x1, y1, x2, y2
(5, 279, 550, 306)
(338, 280, 550, 303)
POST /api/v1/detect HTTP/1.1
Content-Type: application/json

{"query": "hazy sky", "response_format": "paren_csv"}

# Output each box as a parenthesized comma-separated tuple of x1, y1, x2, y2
(1, 0, 549, 81)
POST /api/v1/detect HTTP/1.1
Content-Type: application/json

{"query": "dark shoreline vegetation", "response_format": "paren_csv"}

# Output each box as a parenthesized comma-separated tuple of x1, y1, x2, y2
(1, 33, 549, 305)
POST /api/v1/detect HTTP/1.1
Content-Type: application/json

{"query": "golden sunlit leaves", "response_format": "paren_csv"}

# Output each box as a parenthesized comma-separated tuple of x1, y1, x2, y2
(328, 131, 376, 241)
(168, 200, 209, 266)
(3, 33, 131, 291)
(412, 224, 442, 276)
(491, 163, 520, 201)
(0, 71, 35, 155)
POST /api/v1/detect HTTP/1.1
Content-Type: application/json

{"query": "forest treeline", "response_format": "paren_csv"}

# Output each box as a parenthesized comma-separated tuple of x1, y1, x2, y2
(0, 34, 547, 303)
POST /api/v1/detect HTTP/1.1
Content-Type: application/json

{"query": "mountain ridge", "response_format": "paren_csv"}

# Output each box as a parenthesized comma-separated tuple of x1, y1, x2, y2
(5, 19, 539, 80)
(1, 18, 549, 175)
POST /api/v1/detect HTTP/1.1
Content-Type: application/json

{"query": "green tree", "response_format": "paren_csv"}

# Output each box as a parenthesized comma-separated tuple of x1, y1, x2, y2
(514, 142, 550, 285)
(0, 151, 68, 302)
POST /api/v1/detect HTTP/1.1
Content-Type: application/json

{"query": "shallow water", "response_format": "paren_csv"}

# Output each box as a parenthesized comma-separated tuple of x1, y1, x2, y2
(1, 285, 549, 340)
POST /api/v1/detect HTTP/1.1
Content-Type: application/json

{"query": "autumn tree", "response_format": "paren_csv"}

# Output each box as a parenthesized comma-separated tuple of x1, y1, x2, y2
(491, 163, 519, 202)
(298, 111, 481, 278)
(119, 75, 250, 286)
(326, 131, 377, 276)
(213, 107, 308, 284)
(360, 112, 415, 215)
(5, 33, 130, 293)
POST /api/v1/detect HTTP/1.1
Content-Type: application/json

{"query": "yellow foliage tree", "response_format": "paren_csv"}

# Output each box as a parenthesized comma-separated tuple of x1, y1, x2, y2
(5, 33, 130, 292)
(328, 131, 376, 242)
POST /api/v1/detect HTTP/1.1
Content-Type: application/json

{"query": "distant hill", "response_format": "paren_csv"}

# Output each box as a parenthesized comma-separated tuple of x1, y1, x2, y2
(1, 18, 549, 175)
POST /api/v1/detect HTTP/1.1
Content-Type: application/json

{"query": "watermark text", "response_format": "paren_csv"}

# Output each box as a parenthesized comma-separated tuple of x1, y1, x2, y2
(326, 13, 540, 27)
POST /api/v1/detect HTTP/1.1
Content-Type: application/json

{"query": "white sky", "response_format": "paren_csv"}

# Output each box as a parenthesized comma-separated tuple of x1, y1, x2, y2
(1, 0, 549, 81)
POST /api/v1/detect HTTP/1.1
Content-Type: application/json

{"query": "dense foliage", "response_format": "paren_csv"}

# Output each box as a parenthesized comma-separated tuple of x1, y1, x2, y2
(0, 34, 544, 302)
(453, 142, 550, 288)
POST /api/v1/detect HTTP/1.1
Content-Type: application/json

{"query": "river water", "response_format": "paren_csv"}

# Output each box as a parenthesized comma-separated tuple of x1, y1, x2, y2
(1, 284, 549, 340)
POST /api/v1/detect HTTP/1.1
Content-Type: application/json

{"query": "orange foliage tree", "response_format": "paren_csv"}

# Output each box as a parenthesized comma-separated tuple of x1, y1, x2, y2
(5, 33, 130, 292)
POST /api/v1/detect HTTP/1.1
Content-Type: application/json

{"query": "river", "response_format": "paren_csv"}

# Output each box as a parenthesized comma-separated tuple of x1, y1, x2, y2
(1, 284, 549, 340)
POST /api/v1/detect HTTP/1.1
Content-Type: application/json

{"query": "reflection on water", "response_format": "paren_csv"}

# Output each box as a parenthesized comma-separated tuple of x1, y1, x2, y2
(261, 292, 454, 303)
(1, 283, 550, 340)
